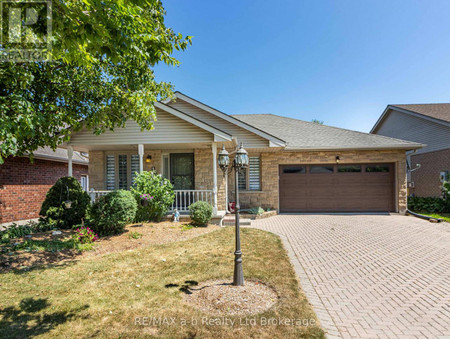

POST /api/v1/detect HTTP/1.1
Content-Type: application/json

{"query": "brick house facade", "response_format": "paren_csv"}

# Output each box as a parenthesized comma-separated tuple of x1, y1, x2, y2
(371, 104, 450, 198)
(0, 157, 88, 224)
(410, 148, 450, 197)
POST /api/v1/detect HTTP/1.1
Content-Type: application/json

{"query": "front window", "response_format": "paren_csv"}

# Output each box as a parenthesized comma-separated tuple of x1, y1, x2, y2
(105, 153, 140, 190)
(237, 156, 261, 191)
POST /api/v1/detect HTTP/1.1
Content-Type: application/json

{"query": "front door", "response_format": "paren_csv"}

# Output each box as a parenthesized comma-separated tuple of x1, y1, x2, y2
(170, 153, 194, 190)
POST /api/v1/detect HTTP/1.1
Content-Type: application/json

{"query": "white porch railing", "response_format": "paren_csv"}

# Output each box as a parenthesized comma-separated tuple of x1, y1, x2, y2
(172, 190, 213, 212)
(89, 189, 110, 203)
(89, 189, 214, 213)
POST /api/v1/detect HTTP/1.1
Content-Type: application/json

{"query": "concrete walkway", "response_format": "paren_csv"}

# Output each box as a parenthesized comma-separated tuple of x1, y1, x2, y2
(252, 214, 450, 339)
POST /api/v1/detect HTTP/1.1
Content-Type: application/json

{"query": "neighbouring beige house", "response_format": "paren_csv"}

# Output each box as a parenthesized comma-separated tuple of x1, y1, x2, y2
(371, 104, 450, 197)
(62, 92, 422, 218)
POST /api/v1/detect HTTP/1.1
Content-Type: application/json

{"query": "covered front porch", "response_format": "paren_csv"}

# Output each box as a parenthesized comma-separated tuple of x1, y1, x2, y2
(61, 102, 239, 217)
(66, 141, 232, 215)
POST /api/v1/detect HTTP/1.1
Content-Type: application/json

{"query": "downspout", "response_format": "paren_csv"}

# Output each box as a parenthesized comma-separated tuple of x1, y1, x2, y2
(404, 149, 440, 222)
(406, 210, 443, 223)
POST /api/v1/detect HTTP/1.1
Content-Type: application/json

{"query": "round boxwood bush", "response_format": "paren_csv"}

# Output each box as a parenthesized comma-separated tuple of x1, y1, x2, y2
(40, 176, 90, 229)
(189, 201, 213, 226)
(130, 171, 175, 222)
(87, 190, 137, 236)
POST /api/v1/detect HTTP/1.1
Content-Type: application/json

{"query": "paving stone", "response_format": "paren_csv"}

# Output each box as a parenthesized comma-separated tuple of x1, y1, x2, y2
(252, 214, 450, 339)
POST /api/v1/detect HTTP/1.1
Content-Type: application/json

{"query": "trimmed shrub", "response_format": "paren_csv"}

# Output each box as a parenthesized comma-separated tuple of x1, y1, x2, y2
(40, 177, 90, 229)
(130, 171, 175, 222)
(408, 196, 450, 214)
(249, 207, 264, 216)
(189, 201, 213, 226)
(88, 190, 137, 236)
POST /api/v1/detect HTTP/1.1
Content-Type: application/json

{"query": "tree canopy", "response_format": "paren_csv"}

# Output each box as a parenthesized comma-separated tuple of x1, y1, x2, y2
(0, 0, 191, 163)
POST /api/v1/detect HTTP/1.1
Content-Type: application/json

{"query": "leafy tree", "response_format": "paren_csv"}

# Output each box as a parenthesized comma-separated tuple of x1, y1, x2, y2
(311, 119, 324, 124)
(0, 0, 191, 163)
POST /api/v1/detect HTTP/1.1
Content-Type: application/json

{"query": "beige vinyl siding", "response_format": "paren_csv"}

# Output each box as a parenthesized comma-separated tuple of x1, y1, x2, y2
(69, 108, 213, 145)
(375, 110, 450, 155)
(168, 99, 270, 148)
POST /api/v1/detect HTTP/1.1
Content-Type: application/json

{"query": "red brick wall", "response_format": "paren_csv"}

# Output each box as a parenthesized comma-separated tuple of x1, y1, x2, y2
(410, 148, 450, 197)
(0, 157, 88, 224)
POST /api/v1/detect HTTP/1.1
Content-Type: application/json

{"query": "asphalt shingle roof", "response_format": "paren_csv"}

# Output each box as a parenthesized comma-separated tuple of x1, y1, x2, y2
(232, 114, 422, 150)
(390, 104, 450, 123)
(32, 146, 88, 164)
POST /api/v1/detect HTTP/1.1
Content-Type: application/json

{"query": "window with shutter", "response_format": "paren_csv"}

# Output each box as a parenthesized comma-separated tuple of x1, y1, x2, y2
(248, 157, 261, 190)
(118, 155, 128, 189)
(106, 155, 115, 190)
(131, 155, 140, 185)
(238, 171, 247, 190)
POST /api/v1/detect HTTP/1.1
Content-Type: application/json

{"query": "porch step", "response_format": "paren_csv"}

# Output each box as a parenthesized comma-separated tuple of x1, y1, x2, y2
(222, 216, 252, 227)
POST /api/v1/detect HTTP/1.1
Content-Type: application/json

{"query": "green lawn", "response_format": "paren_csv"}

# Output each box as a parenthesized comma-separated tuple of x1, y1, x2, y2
(415, 212, 450, 222)
(0, 227, 324, 338)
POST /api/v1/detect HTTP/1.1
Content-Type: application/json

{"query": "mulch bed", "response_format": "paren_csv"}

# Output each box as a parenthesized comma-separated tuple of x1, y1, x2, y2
(1, 222, 220, 271)
(184, 278, 279, 316)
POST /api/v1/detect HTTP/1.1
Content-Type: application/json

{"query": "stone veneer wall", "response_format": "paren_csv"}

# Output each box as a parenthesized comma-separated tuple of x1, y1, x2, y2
(89, 149, 408, 213)
(89, 148, 227, 210)
(194, 148, 226, 210)
(228, 150, 408, 214)
(88, 150, 162, 191)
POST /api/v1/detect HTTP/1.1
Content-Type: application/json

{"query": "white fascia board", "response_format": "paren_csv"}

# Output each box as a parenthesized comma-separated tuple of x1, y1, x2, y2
(285, 144, 424, 151)
(173, 92, 286, 147)
(154, 102, 232, 142)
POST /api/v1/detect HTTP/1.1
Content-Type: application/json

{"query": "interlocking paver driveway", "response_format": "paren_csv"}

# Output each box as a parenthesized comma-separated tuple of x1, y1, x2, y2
(252, 214, 450, 339)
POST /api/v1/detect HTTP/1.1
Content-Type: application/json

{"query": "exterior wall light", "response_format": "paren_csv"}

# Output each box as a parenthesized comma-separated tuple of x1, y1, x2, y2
(146, 155, 152, 163)
(336, 156, 340, 164)
(218, 145, 230, 171)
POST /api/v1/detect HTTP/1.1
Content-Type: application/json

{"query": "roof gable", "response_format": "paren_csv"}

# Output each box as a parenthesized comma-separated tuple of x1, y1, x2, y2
(168, 92, 286, 147)
(68, 105, 232, 148)
(371, 104, 450, 134)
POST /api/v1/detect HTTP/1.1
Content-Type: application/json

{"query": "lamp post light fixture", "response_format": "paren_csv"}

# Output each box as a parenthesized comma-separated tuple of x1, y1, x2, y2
(218, 143, 249, 286)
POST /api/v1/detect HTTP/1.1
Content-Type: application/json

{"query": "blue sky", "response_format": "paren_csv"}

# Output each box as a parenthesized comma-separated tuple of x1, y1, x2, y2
(155, 0, 450, 132)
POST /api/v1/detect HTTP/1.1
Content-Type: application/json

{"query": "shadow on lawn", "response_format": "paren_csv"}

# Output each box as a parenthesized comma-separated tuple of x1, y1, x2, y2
(0, 297, 89, 337)
(0, 251, 79, 275)
(165, 280, 199, 294)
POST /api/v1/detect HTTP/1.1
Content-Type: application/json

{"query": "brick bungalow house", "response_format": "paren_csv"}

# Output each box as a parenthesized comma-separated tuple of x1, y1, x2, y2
(0, 147, 88, 225)
(62, 92, 422, 218)
(371, 104, 450, 197)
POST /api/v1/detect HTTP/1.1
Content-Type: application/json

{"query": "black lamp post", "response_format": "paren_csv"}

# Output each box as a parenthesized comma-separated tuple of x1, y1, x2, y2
(218, 143, 249, 286)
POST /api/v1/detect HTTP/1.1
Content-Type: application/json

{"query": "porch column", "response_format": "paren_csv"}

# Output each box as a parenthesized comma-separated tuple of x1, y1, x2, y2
(138, 144, 144, 173)
(67, 145, 73, 177)
(212, 142, 218, 213)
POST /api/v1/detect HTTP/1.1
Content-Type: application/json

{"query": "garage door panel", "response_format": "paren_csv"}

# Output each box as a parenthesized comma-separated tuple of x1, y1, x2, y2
(279, 164, 395, 212)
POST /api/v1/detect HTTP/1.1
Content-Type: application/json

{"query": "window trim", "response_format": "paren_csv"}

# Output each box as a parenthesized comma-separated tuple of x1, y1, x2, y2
(105, 152, 140, 190)
(238, 155, 262, 192)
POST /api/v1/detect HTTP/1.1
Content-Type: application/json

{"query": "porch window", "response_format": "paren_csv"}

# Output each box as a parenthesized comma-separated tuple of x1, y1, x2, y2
(118, 155, 128, 189)
(105, 153, 140, 190)
(237, 156, 261, 191)
(106, 155, 115, 190)
(131, 155, 140, 184)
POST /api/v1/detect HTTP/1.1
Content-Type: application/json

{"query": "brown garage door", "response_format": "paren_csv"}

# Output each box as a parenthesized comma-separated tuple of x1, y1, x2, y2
(279, 164, 395, 213)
